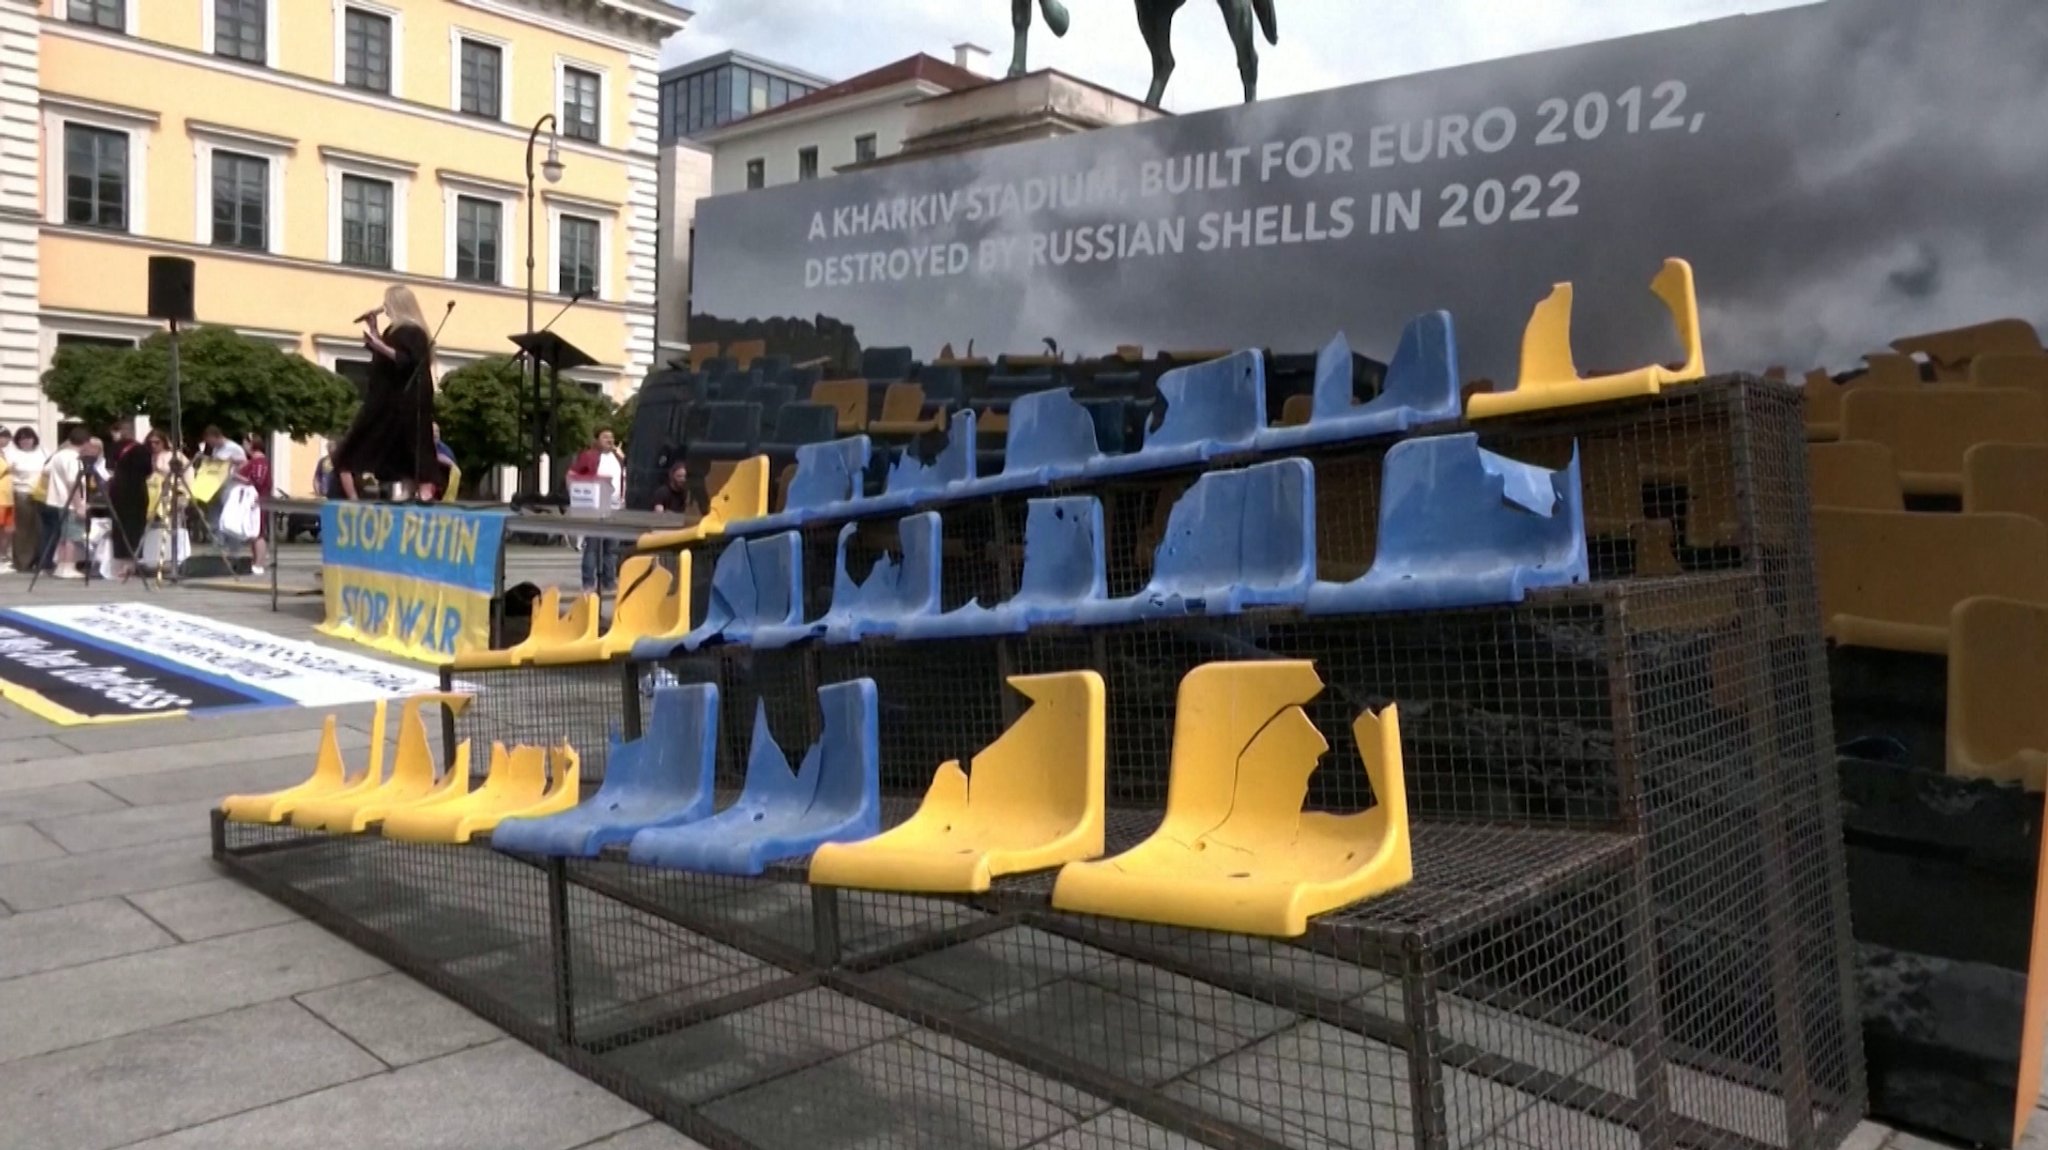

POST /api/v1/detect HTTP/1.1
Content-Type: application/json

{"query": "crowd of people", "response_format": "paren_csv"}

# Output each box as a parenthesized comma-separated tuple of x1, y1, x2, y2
(0, 420, 270, 579)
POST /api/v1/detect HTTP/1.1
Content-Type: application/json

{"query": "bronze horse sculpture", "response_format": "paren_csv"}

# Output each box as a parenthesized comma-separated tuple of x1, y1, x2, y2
(1008, 0, 1279, 108)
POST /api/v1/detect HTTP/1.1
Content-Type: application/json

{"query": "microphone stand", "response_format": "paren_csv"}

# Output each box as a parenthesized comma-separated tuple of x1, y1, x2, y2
(515, 290, 590, 506)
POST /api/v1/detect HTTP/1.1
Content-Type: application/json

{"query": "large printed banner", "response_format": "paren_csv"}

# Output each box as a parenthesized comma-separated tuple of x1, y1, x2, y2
(0, 603, 447, 724)
(692, 0, 2048, 381)
(318, 502, 508, 663)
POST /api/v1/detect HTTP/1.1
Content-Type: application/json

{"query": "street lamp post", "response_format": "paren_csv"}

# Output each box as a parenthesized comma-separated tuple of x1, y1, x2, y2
(522, 114, 564, 499)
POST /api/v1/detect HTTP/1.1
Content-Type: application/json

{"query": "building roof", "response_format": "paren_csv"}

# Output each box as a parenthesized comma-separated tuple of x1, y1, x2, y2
(713, 53, 989, 133)
(659, 49, 832, 88)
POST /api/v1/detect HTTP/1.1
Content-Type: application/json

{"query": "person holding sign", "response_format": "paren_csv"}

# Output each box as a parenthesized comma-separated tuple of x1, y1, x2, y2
(568, 428, 624, 595)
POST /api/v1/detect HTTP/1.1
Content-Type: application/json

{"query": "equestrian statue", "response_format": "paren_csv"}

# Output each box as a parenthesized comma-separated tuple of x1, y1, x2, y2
(1007, 0, 1280, 108)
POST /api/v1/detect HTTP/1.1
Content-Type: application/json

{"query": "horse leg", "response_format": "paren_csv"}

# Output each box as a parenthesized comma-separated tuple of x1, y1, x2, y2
(1221, 0, 1259, 102)
(1010, 0, 1032, 77)
(1139, 1, 1177, 108)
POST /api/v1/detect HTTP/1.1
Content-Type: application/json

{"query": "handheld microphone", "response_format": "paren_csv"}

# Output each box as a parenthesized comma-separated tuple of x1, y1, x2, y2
(353, 307, 382, 324)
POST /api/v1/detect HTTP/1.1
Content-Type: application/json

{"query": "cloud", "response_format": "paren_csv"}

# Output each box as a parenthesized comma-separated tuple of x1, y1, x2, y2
(658, 0, 1819, 111)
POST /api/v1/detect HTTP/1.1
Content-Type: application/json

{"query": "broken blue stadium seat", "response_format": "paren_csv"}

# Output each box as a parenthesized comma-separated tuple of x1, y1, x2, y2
(626, 679, 880, 876)
(1307, 433, 1588, 617)
(897, 497, 1106, 642)
(1083, 349, 1266, 479)
(1075, 458, 1315, 626)
(955, 388, 1101, 497)
(749, 513, 942, 649)
(737, 436, 872, 534)
(491, 683, 720, 858)
(850, 410, 977, 512)
(1257, 314, 1463, 453)
(639, 532, 804, 658)
(822, 512, 942, 645)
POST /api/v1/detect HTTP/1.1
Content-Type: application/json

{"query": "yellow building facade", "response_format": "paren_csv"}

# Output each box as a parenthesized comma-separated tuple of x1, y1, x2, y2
(4, 0, 687, 492)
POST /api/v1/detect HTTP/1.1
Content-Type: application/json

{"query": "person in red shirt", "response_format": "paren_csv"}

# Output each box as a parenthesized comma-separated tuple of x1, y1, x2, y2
(234, 433, 271, 575)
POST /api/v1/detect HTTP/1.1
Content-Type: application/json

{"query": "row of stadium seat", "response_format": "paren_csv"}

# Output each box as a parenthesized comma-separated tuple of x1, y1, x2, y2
(1803, 319, 2048, 790)
(232, 664, 1413, 940)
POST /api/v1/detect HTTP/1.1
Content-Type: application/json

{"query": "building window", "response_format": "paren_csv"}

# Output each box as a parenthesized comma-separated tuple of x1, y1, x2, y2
(854, 134, 877, 164)
(459, 39, 502, 119)
(749, 70, 769, 114)
(333, 357, 372, 397)
(745, 159, 764, 190)
(454, 195, 501, 283)
(55, 333, 137, 351)
(558, 215, 600, 297)
(340, 174, 393, 268)
(210, 150, 267, 250)
(66, 0, 123, 31)
(62, 124, 128, 231)
(343, 8, 392, 93)
(214, 0, 266, 64)
(561, 66, 602, 143)
(797, 147, 818, 181)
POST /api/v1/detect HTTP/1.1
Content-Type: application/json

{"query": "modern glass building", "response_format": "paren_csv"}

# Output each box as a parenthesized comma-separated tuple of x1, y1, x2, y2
(659, 51, 832, 140)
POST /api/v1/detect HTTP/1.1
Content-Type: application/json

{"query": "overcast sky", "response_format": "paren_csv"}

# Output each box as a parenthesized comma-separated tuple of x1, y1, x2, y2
(658, 0, 1818, 112)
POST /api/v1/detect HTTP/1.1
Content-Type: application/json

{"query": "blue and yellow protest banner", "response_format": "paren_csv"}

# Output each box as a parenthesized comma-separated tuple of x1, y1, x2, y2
(317, 503, 508, 664)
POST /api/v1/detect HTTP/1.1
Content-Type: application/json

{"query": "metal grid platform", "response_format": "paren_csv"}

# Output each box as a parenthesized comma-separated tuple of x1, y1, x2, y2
(213, 377, 1863, 1149)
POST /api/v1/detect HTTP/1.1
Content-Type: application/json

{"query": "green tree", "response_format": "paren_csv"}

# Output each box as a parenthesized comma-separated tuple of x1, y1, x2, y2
(437, 356, 616, 478)
(40, 325, 358, 442)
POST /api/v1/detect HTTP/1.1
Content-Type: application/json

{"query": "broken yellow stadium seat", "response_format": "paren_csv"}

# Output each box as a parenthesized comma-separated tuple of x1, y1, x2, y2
(292, 694, 474, 833)
(1971, 353, 2048, 399)
(869, 383, 943, 437)
(533, 554, 692, 666)
(727, 339, 766, 369)
(1893, 318, 2044, 381)
(1051, 661, 1412, 938)
(809, 671, 1105, 893)
(1948, 596, 2048, 792)
(808, 379, 871, 433)
(382, 742, 581, 844)
(1861, 353, 1923, 388)
(688, 343, 721, 370)
(1803, 370, 1850, 442)
(1814, 508, 2048, 654)
(449, 587, 598, 672)
(222, 713, 375, 824)
(1965, 442, 2048, 529)
(1467, 258, 1705, 419)
(636, 456, 770, 549)
(1278, 394, 1314, 427)
(1839, 386, 2048, 497)
(1809, 442, 1903, 511)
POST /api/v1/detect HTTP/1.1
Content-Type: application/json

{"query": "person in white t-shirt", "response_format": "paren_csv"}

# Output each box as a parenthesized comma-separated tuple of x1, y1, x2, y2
(36, 427, 88, 576)
(569, 428, 625, 594)
(4, 426, 48, 573)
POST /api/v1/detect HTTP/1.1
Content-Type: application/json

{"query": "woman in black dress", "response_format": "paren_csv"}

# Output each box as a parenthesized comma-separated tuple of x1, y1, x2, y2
(330, 285, 437, 500)
(108, 420, 154, 576)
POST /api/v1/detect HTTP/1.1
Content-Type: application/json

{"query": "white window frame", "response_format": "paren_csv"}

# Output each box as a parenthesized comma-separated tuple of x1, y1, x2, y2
(442, 176, 518, 288)
(449, 28, 513, 123)
(321, 147, 413, 273)
(544, 196, 615, 301)
(332, 0, 403, 98)
(42, 97, 155, 234)
(189, 122, 293, 256)
(56, 0, 140, 34)
(553, 54, 611, 148)
(202, 0, 281, 69)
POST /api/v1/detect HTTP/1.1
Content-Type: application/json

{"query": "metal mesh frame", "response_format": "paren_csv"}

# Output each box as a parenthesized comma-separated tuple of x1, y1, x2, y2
(443, 660, 634, 782)
(214, 377, 1862, 1149)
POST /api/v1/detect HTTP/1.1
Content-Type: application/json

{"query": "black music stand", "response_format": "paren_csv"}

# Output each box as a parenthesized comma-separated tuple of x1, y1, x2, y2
(510, 330, 596, 508)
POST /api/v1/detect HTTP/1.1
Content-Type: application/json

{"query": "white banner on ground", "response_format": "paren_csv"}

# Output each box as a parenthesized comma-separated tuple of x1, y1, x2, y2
(3, 602, 457, 706)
